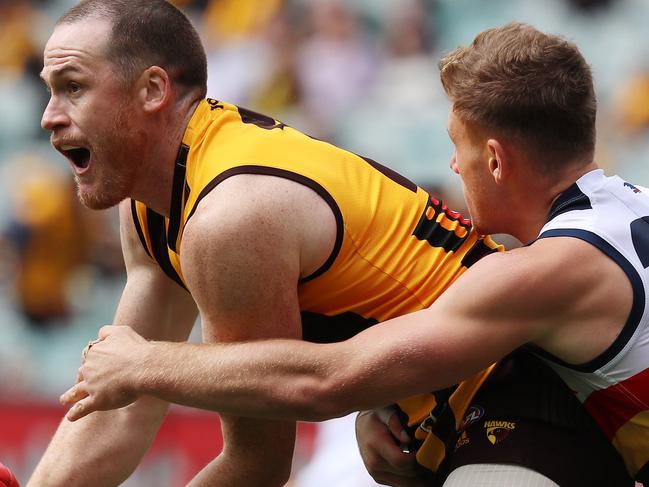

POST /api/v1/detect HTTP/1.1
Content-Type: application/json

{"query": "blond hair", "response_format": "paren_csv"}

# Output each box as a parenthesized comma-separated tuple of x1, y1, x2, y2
(440, 22, 596, 169)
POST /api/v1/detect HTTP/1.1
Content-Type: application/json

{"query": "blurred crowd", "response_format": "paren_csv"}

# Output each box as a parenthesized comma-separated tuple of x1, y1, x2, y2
(1, 0, 649, 404)
(1, 0, 649, 484)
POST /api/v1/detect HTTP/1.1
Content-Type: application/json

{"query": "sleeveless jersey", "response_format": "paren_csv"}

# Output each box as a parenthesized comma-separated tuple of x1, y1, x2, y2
(131, 98, 503, 474)
(536, 169, 649, 482)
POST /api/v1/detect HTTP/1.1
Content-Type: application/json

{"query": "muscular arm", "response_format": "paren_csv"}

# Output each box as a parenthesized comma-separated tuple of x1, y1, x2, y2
(65, 236, 631, 424)
(28, 201, 197, 487)
(172, 175, 334, 487)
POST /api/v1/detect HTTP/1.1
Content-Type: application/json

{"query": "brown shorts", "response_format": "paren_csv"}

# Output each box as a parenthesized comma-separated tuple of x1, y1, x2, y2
(438, 350, 634, 487)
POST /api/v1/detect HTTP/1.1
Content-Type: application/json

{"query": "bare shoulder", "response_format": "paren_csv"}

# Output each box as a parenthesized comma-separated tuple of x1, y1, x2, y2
(178, 174, 315, 339)
(182, 174, 311, 244)
(181, 173, 337, 279)
(519, 236, 632, 362)
(528, 235, 627, 289)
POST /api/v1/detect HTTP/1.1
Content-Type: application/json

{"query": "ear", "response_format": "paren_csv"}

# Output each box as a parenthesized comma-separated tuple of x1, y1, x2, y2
(486, 138, 507, 183)
(137, 66, 171, 113)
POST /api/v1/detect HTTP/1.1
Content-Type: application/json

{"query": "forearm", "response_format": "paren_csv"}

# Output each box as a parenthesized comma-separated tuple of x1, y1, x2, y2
(33, 204, 200, 486)
(137, 337, 407, 421)
(139, 339, 345, 420)
(28, 396, 168, 487)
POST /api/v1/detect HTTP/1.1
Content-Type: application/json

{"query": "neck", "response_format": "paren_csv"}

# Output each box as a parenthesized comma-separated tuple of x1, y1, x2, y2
(130, 97, 201, 217)
(508, 161, 599, 244)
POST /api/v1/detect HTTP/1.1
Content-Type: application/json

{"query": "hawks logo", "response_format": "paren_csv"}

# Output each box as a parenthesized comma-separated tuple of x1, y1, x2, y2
(484, 420, 516, 445)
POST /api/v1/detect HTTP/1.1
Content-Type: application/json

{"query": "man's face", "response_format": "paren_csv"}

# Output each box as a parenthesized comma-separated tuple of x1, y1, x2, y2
(446, 107, 498, 235)
(41, 17, 145, 210)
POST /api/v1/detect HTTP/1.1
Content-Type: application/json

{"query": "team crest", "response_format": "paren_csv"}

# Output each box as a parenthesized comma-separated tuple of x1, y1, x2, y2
(484, 420, 516, 445)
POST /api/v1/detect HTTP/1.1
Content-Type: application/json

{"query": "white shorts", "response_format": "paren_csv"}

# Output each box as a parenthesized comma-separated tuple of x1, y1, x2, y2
(443, 463, 559, 487)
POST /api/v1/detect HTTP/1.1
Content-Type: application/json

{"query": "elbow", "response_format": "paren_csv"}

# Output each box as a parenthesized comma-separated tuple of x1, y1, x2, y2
(291, 373, 355, 422)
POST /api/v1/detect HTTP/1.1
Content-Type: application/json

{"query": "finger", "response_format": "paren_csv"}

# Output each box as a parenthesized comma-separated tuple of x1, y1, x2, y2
(377, 437, 419, 473)
(80, 344, 90, 363)
(361, 413, 419, 475)
(374, 405, 398, 425)
(374, 407, 411, 445)
(98, 325, 118, 339)
(76, 366, 84, 384)
(60, 381, 89, 406)
(80, 337, 102, 365)
(66, 397, 97, 422)
(387, 411, 411, 445)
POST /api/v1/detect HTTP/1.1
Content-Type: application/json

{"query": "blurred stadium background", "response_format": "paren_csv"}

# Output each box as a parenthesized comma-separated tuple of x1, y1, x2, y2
(1, 0, 648, 485)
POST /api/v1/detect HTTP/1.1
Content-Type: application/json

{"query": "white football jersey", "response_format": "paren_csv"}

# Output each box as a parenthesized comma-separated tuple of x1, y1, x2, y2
(536, 169, 649, 481)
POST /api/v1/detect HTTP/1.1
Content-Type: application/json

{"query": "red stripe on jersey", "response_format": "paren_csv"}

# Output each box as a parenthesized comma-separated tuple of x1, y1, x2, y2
(429, 196, 471, 226)
(583, 368, 649, 439)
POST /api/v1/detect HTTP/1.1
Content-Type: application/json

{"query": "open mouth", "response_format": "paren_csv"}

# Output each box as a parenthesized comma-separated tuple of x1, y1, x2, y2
(61, 145, 91, 169)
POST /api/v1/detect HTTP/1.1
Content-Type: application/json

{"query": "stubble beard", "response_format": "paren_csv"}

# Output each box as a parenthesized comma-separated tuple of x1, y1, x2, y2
(75, 169, 131, 210)
(76, 102, 141, 210)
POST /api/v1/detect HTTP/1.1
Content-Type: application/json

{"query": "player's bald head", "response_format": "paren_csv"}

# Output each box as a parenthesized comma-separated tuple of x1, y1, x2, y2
(56, 0, 207, 98)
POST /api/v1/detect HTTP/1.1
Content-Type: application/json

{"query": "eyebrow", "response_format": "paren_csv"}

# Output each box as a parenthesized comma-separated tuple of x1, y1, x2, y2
(39, 65, 84, 83)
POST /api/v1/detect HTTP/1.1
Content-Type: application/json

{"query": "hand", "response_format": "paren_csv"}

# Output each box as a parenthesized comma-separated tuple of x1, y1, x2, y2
(60, 325, 148, 421)
(355, 407, 426, 487)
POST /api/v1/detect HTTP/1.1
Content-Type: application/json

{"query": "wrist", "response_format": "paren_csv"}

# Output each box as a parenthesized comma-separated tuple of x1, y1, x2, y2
(134, 340, 161, 396)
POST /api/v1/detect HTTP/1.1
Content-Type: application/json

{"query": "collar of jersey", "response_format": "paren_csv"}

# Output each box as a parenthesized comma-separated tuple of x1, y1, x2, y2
(181, 99, 211, 148)
(166, 99, 214, 252)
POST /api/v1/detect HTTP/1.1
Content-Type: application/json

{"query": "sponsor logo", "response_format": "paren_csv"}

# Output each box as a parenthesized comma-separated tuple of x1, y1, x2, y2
(455, 430, 470, 450)
(624, 182, 642, 193)
(461, 405, 484, 431)
(484, 420, 516, 445)
(455, 406, 484, 450)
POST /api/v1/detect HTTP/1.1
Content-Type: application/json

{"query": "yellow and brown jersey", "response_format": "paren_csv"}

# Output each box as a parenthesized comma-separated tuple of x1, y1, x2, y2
(131, 98, 503, 474)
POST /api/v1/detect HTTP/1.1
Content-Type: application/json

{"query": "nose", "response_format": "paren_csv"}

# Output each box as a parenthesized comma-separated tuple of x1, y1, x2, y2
(449, 152, 459, 174)
(41, 96, 70, 132)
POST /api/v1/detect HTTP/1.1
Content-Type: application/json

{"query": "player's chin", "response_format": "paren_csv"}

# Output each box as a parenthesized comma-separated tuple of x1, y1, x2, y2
(76, 185, 126, 210)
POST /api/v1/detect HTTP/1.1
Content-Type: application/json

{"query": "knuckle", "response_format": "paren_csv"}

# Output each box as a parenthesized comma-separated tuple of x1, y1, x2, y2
(363, 453, 384, 473)
(388, 414, 402, 432)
